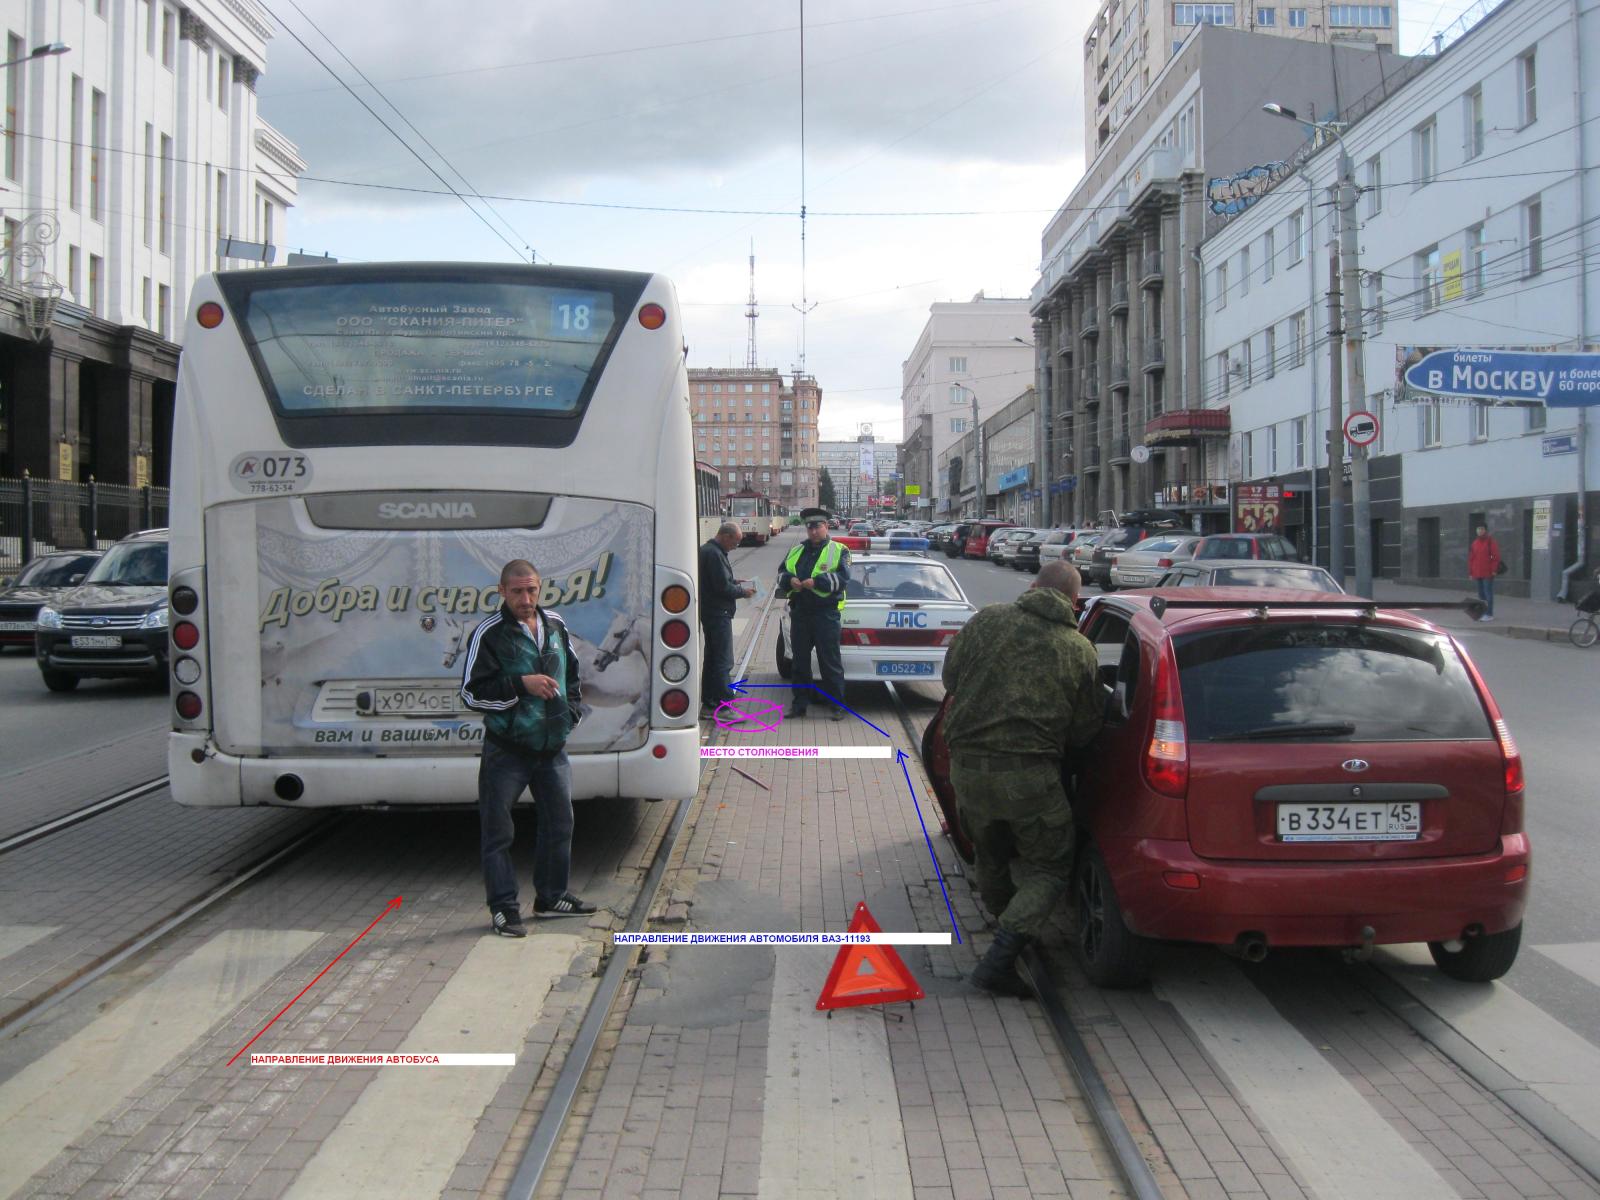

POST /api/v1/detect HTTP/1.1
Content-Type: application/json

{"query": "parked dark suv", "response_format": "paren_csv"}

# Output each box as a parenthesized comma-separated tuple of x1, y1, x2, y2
(34, 529, 169, 691)
(0, 551, 103, 649)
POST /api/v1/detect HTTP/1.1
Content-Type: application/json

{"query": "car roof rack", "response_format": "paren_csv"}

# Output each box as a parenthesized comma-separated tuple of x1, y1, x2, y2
(1145, 595, 1485, 621)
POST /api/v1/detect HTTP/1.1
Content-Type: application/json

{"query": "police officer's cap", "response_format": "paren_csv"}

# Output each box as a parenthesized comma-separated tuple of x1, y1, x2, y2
(800, 507, 831, 526)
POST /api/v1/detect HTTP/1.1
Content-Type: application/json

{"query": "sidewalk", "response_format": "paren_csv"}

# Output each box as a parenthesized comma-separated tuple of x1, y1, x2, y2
(535, 630, 1132, 1200)
(1366, 578, 1585, 642)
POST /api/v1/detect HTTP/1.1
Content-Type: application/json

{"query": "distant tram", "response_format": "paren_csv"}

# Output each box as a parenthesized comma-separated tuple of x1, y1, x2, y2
(695, 461, 723, 543)
(727, 489, 776, 546)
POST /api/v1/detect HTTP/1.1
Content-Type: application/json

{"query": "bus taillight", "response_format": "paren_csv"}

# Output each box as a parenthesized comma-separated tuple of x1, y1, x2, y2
(196, 302, 225, 329)
(175, 692, 203, 720)
(660, 689, 690, 717)
(661, 585, 690, 613)
(171, 586, 199, 615)
(173, 621, 200, 651)
(661, 619, 690, 648)
(638, 303, 666, 330)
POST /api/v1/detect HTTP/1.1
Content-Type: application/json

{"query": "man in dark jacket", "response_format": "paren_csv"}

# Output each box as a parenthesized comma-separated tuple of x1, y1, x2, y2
(941, 560, 1103, 995)
(699, 521, 754, 715)
(460, 559, 596, 937)
(777, 508, 851, 720)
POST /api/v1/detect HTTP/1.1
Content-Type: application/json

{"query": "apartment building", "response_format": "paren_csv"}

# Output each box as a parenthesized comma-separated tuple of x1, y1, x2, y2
(689, 367, 822, 512)
(1201, 0, 1597, 597)
(817, 437, 900, 513)
(1085, 0, 1402, 156)
(0, 0, 302, 488)
(899, 294, 1033, 517)
(1032, 24, 1403, 528)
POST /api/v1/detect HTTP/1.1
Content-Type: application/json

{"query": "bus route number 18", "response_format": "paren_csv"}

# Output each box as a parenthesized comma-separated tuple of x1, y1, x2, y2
(552, 295, 596, 334)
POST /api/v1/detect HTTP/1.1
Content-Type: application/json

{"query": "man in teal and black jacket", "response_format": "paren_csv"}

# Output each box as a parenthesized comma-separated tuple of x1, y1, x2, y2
(461, 558, 596, 937)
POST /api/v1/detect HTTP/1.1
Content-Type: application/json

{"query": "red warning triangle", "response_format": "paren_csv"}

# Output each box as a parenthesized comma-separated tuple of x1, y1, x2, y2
(815, 901, 926, 1011)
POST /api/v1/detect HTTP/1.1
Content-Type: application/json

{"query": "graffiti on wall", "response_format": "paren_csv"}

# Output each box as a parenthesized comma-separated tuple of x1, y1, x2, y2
(1206, 162, 1293, 216)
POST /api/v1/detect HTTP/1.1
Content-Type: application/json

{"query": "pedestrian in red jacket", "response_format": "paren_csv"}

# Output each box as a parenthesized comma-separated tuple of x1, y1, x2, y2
(1468, 525, 1502, 621)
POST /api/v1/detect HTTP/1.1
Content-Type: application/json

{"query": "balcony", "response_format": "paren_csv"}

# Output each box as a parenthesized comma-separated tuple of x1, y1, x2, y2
(1078, 305, 1100, 337)
(1109, 281, 1129, 314)
(1079, 365, 1100, 402)
(1110, 434, 1132, 463)
(1145, 407, 1231, 445)
(1110, 359, 1130, 390)
(1142, 338, 1165, 372)
(1156, 480, 1230, 507)
(1140, 252, 1164, 288)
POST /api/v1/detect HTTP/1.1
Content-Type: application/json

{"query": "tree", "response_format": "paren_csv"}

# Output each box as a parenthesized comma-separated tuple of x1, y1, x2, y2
(818, 467, 837, 512)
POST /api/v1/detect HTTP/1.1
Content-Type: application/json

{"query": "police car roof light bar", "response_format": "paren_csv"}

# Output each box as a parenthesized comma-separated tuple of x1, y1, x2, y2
(834, 536, 931, 552)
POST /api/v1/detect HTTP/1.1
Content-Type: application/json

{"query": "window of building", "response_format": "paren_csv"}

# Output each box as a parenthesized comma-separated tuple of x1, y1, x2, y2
(142, 125, 154, 247)
(68, 245, 82, 301)
(1421, 400, 1442, 447)
(1465, 223, 1485, 293)
(745, 396, 754, 407)
(1364, 155, 1382, 217)
(1263, 325, 1277, 379)
(950, 417, 968, 433)
(1266, 425, 1278, 473)
(1463, 87, 1484, 159)
(219, 55, 230, 110)
(1413, 119, 1437, 188)
(161, 6, 176, 68)
(1238, 247, 1250, 297)
(69, 76, 83, 210)
(1523, 195, 1543, 276)
(1328, 5, 1391, 25)
(1292, 416, 1306, 468)
(158, 284, 171, 339)
(712, 383, 721, 392)
(1288, 6, 1307, 23)
(1, 218, 16, 284)
(1214, 260, 1228, 308)
(763, 382, 772, 392)
(1217, 350, 1232, 397)
(1174, 4, 1235, 24)
(1527, 405, 1547, 433)
(1417, 245, 1442, 311)
(142, 277, 152, 328)
(949, 385, 967, 406)
(145, 0, 156, 55)
(159, 134, 173, 254)
(1262, 229, 1275, 281)
(745, 383, 754, 393)
(90, 89, 105, 221)
(1471, 403, 1490, 441)
(1517, 49, 1537, 127)
(4, 34, 23, 181)
(88, 255, 102, 316)
(1289, 210, 1305, 263)
(1364, 270, 1383, 334)
(1240, 430, 1254, 477)
(1256, 7, 1276, 24)
(214, 170, 228, 269)
(948, 355, 967, 373)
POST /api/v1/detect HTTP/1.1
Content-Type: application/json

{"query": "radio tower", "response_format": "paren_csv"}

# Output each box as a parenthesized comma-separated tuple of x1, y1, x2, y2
(744, 242, 759, 370)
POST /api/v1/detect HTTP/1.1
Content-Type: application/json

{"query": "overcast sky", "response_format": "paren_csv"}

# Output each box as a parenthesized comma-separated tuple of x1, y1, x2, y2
(254, 0, 1486, 443)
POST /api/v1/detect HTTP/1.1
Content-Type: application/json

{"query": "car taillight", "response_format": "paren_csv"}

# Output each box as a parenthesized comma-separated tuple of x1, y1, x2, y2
(937, 630, 959, 646)
(661, 619, 690, 648)
(1157, 557, 1174, 568)
(1459, 645, 1524, 831)
(1143, 644, 1188, 798)
(842, 629, 876, 646)
(1496, 718, 1523, 796)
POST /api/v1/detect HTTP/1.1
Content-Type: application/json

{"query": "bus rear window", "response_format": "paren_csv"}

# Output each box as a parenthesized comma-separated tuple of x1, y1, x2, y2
(216, 267, 649, 447)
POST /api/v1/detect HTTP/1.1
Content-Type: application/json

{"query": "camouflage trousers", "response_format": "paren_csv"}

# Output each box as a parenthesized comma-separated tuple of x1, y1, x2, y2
(949, 757, 1074, 941)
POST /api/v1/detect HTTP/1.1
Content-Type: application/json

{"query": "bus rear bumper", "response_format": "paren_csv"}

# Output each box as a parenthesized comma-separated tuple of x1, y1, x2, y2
(168, 729, 703, 808)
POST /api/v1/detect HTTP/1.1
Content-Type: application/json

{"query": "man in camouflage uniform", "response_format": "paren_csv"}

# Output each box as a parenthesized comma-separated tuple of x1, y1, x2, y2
(941, 560, 1103, 996)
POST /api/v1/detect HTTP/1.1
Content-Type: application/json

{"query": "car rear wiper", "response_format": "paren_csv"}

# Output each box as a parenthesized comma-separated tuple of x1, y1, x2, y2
(1211, 721, 1357, 741)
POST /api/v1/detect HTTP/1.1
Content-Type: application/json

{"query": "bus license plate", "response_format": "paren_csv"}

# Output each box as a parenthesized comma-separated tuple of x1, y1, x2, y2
(70, 635, 123, 649)
(1277, 801, 1422, 842)
(0, 620, 33, 631)
(876, 661, 935, 677)
(358, 686, 468, 717)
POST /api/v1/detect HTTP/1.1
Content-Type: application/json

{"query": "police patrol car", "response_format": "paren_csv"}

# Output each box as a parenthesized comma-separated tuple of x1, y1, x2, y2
(774, 538, 976, 683)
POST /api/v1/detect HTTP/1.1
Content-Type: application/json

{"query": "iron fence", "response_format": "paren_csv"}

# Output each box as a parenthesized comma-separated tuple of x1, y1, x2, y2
(0, 475, 169, 573)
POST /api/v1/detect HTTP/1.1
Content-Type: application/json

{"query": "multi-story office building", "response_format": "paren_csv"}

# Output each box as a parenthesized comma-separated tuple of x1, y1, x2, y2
(900, 294, 1033, 518)
(1031, 24, 1403, 529)
(0, 0, 302, 488)
(816, 437, 899, 514)
(1201, 0, 1597, 597)
(689, 367, 822, 512)
(1084, 0, 1401, 156)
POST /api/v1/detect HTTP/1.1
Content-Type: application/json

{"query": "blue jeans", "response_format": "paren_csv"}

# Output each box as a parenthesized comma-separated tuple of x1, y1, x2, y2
(701, 612, 735, 706)
(1476, 577, 1494, 616)
(789, 605, 845, 711)
(477, 741, 573, 914)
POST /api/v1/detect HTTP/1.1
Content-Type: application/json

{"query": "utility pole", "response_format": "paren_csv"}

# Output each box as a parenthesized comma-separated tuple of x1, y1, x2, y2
(1326, 214, 1346, 586)
(1336, 149, 1373, 598)
(971, 386, 983, 518)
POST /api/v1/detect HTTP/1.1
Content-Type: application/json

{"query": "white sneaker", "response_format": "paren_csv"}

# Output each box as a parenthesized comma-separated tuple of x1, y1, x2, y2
(1479, 614, 1494, 622)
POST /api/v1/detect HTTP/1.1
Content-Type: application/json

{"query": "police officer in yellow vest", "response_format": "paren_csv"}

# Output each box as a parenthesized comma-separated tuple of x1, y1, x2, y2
(777, 508, 852, 720)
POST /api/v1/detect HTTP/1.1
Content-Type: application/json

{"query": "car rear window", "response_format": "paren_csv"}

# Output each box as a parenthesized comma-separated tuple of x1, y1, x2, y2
(1174, 622, 1493, 742)
(850, 562, 964, 601)
(1209, 567, 1343, 591)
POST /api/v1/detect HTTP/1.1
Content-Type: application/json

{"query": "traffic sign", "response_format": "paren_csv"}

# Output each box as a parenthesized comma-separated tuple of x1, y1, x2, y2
(1131, 444, 1151, 464)
(1403, 348, 1600, 407)
(1344, 411, 1379, 447)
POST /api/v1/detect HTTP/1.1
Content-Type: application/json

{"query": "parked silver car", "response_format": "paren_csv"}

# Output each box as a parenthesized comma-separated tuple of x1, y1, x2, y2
(1108, 534, 1202, 589)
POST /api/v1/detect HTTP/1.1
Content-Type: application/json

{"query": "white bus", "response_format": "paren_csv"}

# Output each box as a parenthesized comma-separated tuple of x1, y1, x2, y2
(167, 263, 701, 808)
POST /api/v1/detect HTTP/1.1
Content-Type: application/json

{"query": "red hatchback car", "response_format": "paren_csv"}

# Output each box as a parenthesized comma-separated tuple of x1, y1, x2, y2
(960, 520, 1016, 560)
(923, 589, 1529, 987)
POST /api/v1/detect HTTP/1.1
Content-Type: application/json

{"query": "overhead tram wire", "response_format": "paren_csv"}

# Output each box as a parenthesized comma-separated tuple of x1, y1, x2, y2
(280, 0, 536, 263)
(258, 0, 533, 263)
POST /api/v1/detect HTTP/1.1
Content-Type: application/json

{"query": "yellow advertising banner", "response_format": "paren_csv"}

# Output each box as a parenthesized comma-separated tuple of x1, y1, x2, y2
(57, 441, 73, 481)
(903, 484, 921, 495)
(135, 454, 151, 490)
(1441, 250, 1464, 302)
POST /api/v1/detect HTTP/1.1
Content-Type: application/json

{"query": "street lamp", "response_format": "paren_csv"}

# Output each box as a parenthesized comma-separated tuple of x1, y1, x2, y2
(952, 382, 984, 518)
(1263, 100, 1372, 599)
(0, 43, 70, 70)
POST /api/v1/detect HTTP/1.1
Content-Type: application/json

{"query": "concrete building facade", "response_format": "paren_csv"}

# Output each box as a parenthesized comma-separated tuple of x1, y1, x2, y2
(690, 367, 822, 512)
(899, 294, 1033, 518)
(1085, 0, 1402, 157)
(0, 0, 302, 488)
(1031, 25, 1406, 530)
(1200, 0, 1598, 598)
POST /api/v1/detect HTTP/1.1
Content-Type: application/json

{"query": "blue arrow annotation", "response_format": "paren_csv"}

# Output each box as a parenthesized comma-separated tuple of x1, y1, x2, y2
(896, 749, 962, 944)
(728, 679, 891, 738)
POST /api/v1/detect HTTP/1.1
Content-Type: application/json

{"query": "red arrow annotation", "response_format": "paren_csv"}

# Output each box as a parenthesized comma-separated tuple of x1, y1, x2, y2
(227, 895, 402, 1067)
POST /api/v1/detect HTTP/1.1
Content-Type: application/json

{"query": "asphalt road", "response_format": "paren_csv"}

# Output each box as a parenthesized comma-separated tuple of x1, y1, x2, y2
(0, 649, 168, 774)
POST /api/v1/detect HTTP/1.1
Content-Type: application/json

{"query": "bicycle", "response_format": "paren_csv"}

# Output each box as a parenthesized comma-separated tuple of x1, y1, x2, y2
(1571, 571, 1600, 648)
